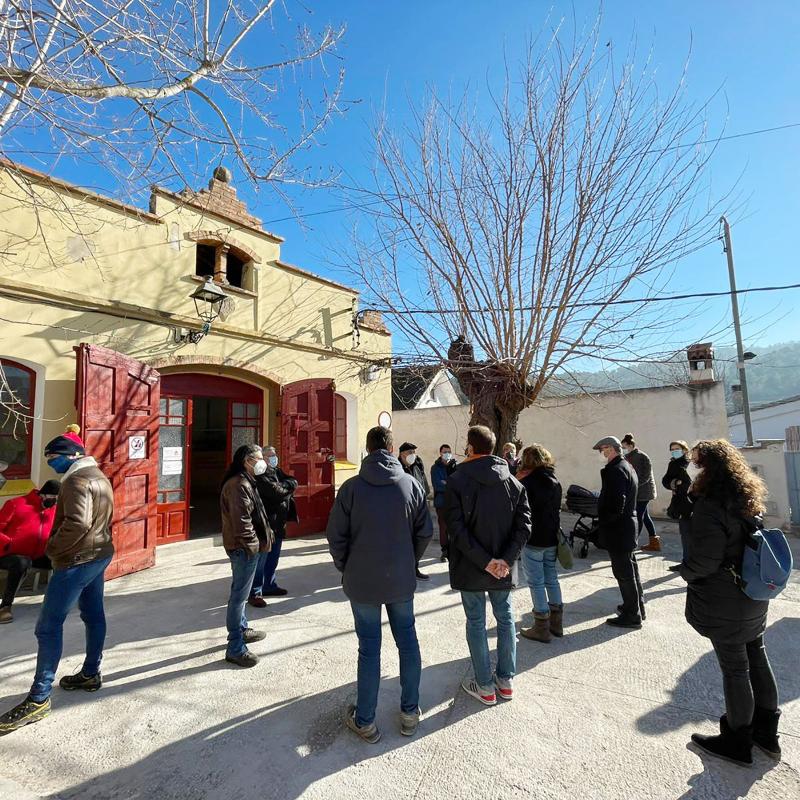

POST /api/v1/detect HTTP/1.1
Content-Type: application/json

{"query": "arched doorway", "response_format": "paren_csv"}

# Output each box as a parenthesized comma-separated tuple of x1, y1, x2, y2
(157, 372, 267, 543)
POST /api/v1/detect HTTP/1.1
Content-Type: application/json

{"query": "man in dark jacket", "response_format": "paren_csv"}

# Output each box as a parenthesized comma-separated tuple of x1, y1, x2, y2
(594, 436, 644, 629)
(430, 444, 457, 562)
(248, 445, 298, 606)
(326, 426, 432, 743)
(399, 442, 432, 581)
(0, 427, 114, 734)
(445, 425, 531, 706)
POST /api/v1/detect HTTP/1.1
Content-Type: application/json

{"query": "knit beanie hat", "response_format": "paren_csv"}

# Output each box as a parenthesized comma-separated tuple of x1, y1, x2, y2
(398, 442, 417, 453)
(44, 424, 86, 456)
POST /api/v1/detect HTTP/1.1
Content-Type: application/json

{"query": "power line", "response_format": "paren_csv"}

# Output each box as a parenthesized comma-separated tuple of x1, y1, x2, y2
(261, 121, 800, 226)
(362, 281, 800, 316)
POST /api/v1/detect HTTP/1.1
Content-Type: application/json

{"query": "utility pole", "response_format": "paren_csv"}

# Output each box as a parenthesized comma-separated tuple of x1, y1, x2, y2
(720, 216, 754, 446)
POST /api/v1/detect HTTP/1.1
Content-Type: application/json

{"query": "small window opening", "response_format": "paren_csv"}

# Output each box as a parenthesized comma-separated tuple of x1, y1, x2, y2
(227, 251, 246, 289)
(195, 244, 215, 278)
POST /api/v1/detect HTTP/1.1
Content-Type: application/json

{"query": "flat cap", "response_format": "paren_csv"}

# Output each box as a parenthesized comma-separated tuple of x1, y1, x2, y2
(398, 442, 417, 453)
(592, 436, 621, 450)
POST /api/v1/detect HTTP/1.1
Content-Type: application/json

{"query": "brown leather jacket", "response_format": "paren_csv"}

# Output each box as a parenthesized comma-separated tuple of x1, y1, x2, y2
(220, 474, 273, 555)
(46, 459, 114, 569)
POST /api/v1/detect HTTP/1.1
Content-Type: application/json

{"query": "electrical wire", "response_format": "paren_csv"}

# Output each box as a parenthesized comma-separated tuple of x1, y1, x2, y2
(361, 281, 800, 316)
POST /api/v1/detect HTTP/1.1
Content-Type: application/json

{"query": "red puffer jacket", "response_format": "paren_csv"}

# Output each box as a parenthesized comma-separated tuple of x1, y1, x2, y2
(0, 491, 56, 560)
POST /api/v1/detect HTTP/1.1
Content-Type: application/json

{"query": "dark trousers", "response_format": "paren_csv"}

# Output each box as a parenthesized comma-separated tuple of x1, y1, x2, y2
(436, 507, 448, 553)
(679, 518, 691, 562)
(0, 554, 52, 607)
(609, 550, 643, 617)
(711, 636, 779, 729)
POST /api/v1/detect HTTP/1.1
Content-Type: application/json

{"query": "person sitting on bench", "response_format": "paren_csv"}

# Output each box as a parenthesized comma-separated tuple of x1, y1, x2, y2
(0, 480, 61, 624)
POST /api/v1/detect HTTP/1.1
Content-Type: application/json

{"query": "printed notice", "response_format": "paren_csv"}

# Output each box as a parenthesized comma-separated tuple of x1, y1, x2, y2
(163, 447, 183, 462)
(162, 460, 183, 475)
(128, 435, 146, 460)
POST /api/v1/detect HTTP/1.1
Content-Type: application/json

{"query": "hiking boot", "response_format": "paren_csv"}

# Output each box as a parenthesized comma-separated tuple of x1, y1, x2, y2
(521, 611, 552, 643)
(0, 606, 12, 624)
(494, 674, 513, 701)
(606, 614, 642, 629)
(247, 595, 267, 608)
(399, 708, 421, 737)
(617, 602, 647, 621)
(225, 650, 259, 668)
(641, 536, 662, 552)
(440, 552, 448, 563)
(262, 586, 288, 597)
(345, 704, 382, 743)
(0, 696, 51, 735)
(59, 671, 102, 692)
(548, 603, 564, 637)
(461, 678, 496, 706)
(243, 628, 266, 644)
(752, 707, 782, 760)
(415, 569, 430, 581)
(691, 715, 753, 767)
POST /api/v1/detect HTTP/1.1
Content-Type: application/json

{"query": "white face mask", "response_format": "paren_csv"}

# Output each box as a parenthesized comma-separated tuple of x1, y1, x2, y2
(441, 452, 453, 462)
(622, 447, 632, 455)
(405, 453, 417, 466)
(252, 459, 267, 476)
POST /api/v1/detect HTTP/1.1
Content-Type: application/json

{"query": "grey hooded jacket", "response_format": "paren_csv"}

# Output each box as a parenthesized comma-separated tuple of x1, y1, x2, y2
(326, 450, 433, 605)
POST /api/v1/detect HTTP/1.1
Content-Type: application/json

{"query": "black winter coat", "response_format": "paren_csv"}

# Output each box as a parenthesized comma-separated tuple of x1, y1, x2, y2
(326, 450, 433, 605)
(444, 456, 531, 591)
(255, 468, 299, 538)
(403, 457, 431, 498)
(681, 497, 768, 644)
(519, 466, 562, 548)
(624, 449, 656, 502)
(661, 456, 693, 519)
(597, 456, 638, 553)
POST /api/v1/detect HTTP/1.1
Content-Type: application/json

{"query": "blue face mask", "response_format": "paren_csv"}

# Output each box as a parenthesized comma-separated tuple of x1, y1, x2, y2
(47, 455, 74, 474)
(670, 450, 684, 460)
(267, 456, 279, 469)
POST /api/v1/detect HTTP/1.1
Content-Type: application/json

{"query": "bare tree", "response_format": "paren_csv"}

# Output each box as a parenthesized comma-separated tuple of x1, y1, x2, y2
(0, 0, 345, 197)
(348, 26, 727, 448)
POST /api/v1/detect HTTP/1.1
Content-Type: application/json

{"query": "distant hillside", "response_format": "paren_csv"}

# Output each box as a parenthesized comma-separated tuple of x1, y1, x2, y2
(549, 341, 800, 410)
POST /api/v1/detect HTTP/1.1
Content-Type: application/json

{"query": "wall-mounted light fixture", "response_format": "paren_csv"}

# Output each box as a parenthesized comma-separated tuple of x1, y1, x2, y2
(173, 277, 229, 344)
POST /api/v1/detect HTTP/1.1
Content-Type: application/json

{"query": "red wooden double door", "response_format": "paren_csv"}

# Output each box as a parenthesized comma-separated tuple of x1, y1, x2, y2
(75, 344, 336, 579)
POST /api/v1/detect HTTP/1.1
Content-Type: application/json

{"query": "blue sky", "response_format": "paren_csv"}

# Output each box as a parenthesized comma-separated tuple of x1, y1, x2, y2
(261, 1, 800, 354)
(15, 1, 800, 356)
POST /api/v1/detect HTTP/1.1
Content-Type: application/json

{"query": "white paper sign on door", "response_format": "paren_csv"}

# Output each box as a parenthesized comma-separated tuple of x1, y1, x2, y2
(162, 460, 183, 475)
(162, 447, 183, 462)
(128, 435, 146, 460)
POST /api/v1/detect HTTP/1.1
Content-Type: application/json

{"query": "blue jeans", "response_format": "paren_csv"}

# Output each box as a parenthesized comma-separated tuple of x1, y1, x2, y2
(226, 549, 259, 658)
(250, 536, 284, 596)
(460, 590, 515, 690)
(350, 600, 421, 727)
(29, 555, 112, 703)
(636, 501, 656, 540)
(522, 545, 562, 613)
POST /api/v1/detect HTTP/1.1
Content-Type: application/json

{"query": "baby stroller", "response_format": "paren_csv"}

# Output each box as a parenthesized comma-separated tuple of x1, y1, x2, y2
(565, 484, 600, 558)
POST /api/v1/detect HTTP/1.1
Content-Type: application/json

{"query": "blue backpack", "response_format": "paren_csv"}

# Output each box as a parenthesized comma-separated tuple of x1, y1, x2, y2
(740, 527, 794, 601)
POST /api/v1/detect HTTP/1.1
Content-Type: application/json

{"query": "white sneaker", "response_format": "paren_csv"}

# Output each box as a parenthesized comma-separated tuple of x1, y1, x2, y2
(461, 677, 497, 706)
(494, 674, 513, 701)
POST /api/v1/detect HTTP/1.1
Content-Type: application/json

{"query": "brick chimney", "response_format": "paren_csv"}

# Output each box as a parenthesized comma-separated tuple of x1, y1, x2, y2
(687, 342, 715, 384)
(177, 166, 263, 230)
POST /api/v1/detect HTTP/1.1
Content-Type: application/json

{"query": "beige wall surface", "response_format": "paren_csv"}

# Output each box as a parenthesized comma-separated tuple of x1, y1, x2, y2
(740, 441, 792, 529)
(394, 382, 730, 515)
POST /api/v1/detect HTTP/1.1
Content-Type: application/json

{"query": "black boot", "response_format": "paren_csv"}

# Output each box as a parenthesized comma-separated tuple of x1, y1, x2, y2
(752, 707, 781, 760)
(691, 715, 753, 767)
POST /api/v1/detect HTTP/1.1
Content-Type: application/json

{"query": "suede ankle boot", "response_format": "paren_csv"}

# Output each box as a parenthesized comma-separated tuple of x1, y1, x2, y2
(521, 611, 552, 643)
(641, 536, 662, 552)
(691, 715, 753, 767)
(548, 603, 564, 637)
(752, 707, 781, 760)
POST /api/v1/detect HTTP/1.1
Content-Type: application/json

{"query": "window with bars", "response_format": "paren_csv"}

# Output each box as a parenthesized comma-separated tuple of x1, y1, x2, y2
(334, 394, 348, 461)
(231, 402, 262, 456)
(0, 359, 36, 479)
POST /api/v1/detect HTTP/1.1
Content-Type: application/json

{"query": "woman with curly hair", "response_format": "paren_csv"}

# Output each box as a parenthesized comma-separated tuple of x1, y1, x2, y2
(681, 439, 781, 766)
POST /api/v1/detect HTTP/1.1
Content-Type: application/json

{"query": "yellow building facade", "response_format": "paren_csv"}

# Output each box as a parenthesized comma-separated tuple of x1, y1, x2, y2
(0, 161, 392, 576)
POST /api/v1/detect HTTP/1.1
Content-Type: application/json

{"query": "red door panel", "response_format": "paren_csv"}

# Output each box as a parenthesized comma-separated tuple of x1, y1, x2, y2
(281, 379, 335, 537)
(75, 344, 160, 579)
(156, 395, 192, 545)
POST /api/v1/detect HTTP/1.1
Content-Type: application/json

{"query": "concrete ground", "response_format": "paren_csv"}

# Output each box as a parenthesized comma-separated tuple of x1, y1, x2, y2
(1, 518, 799, 800)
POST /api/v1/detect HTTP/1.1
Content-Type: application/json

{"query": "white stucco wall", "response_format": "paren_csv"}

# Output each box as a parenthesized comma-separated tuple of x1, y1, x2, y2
(739, 440, 792, 529)
(393, 382, 729, 516)
(415, 370, 467, 410)
(729, 397, 800, 446)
